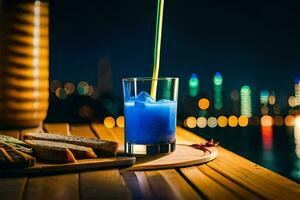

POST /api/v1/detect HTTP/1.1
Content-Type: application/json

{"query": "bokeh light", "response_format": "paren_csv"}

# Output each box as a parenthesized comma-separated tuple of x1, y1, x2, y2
(207, 117, 217, 128)
(260, 90, 269, 105)
(285, 115, 295, 126)
(213, 72, 223, 86)
(198, 98, 210, 110)
(104, 116, 115, 128)
(295, 116, 300, 127)
(228, 115, 238, 127)
(116, 116, 125, 128)
(217, 116, 227, 127)
(288, 96, 297, 107)
(268, 95, 276, 105)
(55, 87, 67, 100)
(273, 115, 284, 126)
(261, 106, 269, 115)
(189, 73, 199, 97)
(261, 115, 273, 127)
(64, 82, 75, 95)
(77, 81, 89, 95)
(240, 86, 252, 117)
(186, 116, 197, 128)
(50, 80, 61, 93)
(295, 78, 300, 106)
(238, 116, 249, 127)
(197, 117, 207, 128)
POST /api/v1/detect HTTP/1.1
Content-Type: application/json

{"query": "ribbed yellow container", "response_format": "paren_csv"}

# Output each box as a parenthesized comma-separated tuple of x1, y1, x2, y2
(0, 0, 49, 128)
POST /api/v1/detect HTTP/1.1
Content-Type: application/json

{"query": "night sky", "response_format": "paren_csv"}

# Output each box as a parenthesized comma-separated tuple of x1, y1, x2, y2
(50, 0, 300, 101)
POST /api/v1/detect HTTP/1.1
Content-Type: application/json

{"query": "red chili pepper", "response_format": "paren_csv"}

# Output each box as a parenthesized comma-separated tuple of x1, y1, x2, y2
(191, 139, 219, 153)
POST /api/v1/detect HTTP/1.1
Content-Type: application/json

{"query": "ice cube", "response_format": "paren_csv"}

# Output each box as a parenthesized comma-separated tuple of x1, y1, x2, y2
(135, 91, 155, 105)
(158, 99, 172, 103)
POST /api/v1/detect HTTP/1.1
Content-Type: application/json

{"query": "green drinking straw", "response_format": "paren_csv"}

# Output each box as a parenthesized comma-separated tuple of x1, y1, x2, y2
(150, 0, 165, 100)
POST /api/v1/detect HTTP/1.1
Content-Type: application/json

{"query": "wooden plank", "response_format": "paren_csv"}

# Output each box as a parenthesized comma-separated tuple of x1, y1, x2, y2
(159, 169, 203, 200)
(121, 171, 154, 200)
(111, 127, 125, 144)
(207, 159, 300, 199)
(180, 166, 240, 200)
(197, 165, 260, 200)
(0, 130, 20, 139)
(43, 123, 70, 135)
(80, 169, 132, 200)
(70, 124, 97, 138)
(216, 147, 300, 189)
(177, 127, 300, 188)
(24, 174, 79, 200)
(144, 170, 185, 200)
(0, 178, 27, 200)
(90, 123, 118, 142)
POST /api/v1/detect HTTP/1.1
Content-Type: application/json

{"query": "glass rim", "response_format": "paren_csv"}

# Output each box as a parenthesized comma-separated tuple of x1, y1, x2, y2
(122, 77, 179, 82)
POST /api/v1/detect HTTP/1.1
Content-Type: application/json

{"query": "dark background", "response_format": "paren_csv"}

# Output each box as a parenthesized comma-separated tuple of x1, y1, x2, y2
(50, 0, 300, 103)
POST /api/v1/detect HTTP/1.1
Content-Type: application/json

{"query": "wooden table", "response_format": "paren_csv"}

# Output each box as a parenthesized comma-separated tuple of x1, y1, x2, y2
(1, 123, 299, 200)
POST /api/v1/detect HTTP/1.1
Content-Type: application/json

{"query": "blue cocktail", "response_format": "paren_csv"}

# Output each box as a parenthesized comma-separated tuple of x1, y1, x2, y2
(123, 78, 179, 155)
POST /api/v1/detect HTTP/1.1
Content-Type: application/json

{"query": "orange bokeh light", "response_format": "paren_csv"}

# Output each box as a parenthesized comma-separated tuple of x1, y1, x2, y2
(198, 98, 210, 110)
(104, 116, 115, 128)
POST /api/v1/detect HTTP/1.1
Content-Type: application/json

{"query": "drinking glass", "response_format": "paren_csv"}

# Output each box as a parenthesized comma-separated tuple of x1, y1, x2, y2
(122, 77, 179, 155)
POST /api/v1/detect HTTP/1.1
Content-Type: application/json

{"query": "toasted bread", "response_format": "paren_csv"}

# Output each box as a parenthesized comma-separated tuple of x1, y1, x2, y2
(24, 132, 118, 156)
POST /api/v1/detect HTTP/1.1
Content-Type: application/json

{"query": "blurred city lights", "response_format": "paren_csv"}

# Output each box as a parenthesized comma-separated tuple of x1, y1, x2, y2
(188, 73, 199, 97)
(64, 82, 75, 95)
(238, 116, 249, 127)
(261, 106, 269, 115)
(240, 85, 252, 117)
(294, 118, 300, 158)
(77, 81, 89, 95)
(261, 125, 273, 151)
(285, 115, 295, 126)
(116, 116, 125, 128)
(217, 116, 227, 127)
(213, 72, 223, 110)
(186, 116, 197, 128)
(288, 96, 297, 107)
(50, 80, 61, 93)
(295, 116, 300, 127)
(55, 87, 67, 100)
(268, 95, 276, 105)
(207, 117, 217, 128)
(260, 90, 269, 105)
(273, 115, 284, 126)
(261, 115, 273, 127)
(104, 116, 115, 128)
(228, 115, 238, 127)
(213, 72, 223, 86)
(197, 117, 207, 128)
(198, 98, 210, 110)
(295, 78, 300, 106)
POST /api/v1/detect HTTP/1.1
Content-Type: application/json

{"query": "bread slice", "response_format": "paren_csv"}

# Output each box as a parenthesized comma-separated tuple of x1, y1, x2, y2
(25, 140, 97, 163)
(0, 142, 35, 168)
(24, 132, 119, 156)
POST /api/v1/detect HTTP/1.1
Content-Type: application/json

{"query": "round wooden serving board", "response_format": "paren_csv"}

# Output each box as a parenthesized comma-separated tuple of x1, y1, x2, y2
(128, 144, 217, 170)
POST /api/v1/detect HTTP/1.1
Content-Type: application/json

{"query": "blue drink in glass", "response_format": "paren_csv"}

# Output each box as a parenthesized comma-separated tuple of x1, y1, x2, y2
(123, 78, 179, 155)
